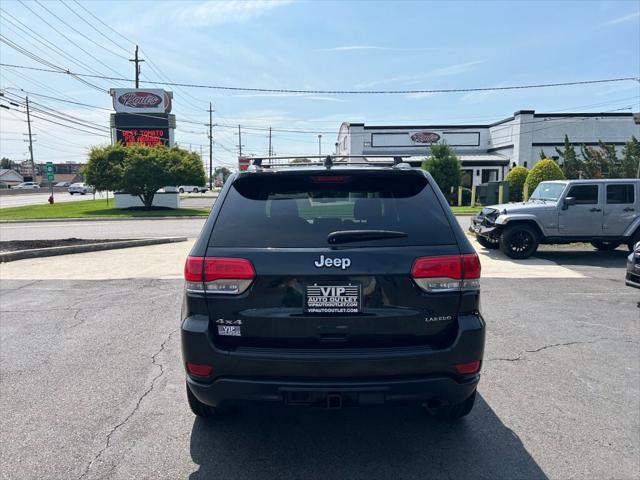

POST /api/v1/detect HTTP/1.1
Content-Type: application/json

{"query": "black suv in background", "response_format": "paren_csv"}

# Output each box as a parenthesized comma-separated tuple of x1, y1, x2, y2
(181, 158, 485, 420)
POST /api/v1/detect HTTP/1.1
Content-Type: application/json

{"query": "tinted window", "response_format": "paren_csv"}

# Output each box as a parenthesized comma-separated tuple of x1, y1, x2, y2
(606, 184, 635, 204)
(567, 185, 599, 205)
(210, 171, 455, 247)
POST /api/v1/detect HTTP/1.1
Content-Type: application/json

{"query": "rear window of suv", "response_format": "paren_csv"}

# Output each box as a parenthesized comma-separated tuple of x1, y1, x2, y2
(209, 170, 455, 247)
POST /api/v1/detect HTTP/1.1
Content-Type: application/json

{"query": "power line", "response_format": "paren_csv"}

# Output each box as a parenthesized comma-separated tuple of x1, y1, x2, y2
(59, 0, 132, 56)
(16, 0, 129, 86)
(0, 10, 121, 88)
(0, 36, 107, 92)
(1, 62, 637, 95)
(33, 0, 130, 61)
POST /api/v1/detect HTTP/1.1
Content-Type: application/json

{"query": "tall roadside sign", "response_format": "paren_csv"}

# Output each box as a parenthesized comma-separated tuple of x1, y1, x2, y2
(109, 89, 175, 147)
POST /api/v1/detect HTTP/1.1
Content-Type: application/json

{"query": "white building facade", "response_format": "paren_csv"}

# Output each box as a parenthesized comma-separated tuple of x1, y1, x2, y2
(336, 111, 639, 188)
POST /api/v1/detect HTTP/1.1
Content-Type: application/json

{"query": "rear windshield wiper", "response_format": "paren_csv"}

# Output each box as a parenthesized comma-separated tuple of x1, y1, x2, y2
(327, 229, 409, 244)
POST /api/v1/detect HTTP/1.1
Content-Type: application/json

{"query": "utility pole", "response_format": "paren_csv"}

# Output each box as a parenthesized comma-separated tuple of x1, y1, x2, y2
(318, 134, 322, 156)
(129, 45, 144, 88)
(237, 125, 243, 158)
(25, 96, 35, 181)
(268, 127, 272, 157)
(208, 102, 213, 190)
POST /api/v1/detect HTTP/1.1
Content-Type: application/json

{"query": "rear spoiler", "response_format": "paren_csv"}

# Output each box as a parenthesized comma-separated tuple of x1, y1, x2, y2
(248, 155, 419, 170)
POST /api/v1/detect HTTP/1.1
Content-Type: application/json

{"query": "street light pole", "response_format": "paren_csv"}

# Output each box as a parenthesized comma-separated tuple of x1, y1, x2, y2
(318, 134, 322, 156)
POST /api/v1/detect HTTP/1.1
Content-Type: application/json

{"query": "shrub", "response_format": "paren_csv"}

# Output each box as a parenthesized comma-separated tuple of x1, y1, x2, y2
(85, 145, 205, 208)
(524, 159, 565, 194)
(421, 143, 461, 201)
(506, 166, 529, 201)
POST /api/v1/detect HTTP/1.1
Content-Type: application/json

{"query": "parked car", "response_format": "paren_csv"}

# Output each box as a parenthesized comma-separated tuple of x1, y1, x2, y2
(626, 242, 640, 289)
(68, 182, 94, 195)
(14, 182, 40, 189)
(178, 185, 207, 193)
(182, 158, 484, 420)
(158, 186, 179, 193)
(54, 181, 71, 187)
(471, 179, 640, 259)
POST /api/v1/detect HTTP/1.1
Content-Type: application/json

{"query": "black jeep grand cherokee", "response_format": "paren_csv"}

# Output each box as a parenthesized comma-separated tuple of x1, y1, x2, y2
(181, 159, 485, 419)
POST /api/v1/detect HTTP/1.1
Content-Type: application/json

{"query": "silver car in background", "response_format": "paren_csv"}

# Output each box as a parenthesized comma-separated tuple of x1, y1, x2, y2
(68, 182, 94, 195)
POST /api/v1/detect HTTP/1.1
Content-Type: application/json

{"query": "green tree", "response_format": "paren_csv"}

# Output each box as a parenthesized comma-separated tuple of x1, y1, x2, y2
(83, 145, 205, 209)
(506, 166, 529, 201)
(539, 149, 547, 160)
(620, 136, 639, 178)
(555, 135, 581, 179)
(213, 166, 232, 183)
(0, 157, 16, 170)
(580, 144, 615, 179)
(421, 142, 461, 200)
(524, 159, 565, 193)
(84, 144, 127, 199)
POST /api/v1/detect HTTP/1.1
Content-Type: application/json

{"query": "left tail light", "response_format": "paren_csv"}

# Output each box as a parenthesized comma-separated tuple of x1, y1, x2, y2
(184, 256, 255, 295)
(411, 254, 481, 293)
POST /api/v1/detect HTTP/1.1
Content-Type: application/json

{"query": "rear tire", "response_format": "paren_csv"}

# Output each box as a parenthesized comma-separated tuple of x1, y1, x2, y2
(499, 224, 539, 259)
(427, 390, 477, 420)
(192, 188, 199, 193)
(186, 382, 217, 418)
(476, 235, 500, 250)
(591, 241, 620, 251)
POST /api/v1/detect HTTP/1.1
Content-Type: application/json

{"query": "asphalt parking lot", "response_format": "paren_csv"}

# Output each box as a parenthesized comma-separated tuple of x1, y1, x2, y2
(0, 236, 638, 479)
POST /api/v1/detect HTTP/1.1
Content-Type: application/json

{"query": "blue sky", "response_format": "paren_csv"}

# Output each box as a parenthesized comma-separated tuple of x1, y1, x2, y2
(1, 0, 639, 168)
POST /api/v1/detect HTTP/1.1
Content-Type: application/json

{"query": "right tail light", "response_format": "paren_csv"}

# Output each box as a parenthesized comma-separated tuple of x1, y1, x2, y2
(411, 254, 481, 293)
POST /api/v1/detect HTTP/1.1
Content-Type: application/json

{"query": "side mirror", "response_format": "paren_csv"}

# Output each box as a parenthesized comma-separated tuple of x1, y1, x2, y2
(562, 197, 576, 210)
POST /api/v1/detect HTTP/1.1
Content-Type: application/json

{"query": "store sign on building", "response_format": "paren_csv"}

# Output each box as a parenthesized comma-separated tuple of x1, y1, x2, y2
(410, 132, 441, 144)
(110, 89, 172, 113)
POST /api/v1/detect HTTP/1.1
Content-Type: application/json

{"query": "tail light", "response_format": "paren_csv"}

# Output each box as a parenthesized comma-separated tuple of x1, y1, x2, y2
(454, 360, 481, 375)
(411, 254, 481, 293)
(186, 362, 213, 377)
(184, 256, 255, 295)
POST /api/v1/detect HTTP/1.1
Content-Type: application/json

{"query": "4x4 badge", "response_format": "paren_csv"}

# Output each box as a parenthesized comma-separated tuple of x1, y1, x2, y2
(314, 255, 351, 270)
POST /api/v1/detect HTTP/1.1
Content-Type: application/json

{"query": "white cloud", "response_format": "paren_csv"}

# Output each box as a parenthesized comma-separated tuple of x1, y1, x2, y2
(354, 60, 486, 89)
(176, 0, 293, 27)
(318, 45, 428, 52)
(404, 92, 438, 99)
(233, 93, 348, 102)
(601, 10, 640, 26)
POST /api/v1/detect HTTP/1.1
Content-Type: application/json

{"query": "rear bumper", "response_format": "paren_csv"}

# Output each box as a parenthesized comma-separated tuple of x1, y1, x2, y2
(187, 374, 479, 408)
(181, 313, 485, 407)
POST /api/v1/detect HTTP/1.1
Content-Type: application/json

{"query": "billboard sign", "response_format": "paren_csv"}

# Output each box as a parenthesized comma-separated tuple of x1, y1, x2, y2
(19, 160, 34, 176)
(110, 89, 172, 113)
(116, 128, 170, 147)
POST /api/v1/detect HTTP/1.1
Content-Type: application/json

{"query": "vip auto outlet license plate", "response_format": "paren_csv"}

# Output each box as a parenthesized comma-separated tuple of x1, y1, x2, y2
(305, 284, 361, 314)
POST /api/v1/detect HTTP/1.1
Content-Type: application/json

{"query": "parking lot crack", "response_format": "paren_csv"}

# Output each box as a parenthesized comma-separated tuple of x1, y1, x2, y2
(489, 356, 524, 362)
(77, 328, 178, 480)
(525, 340, 598, 353)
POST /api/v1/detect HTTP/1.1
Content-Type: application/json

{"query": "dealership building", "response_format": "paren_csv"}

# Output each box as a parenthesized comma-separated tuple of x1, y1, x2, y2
(336, 110, 639, 188)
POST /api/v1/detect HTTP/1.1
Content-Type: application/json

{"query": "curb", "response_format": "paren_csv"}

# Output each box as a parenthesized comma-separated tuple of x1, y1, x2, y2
(0, 216, 207, 224)
(0, 237, 188, 263)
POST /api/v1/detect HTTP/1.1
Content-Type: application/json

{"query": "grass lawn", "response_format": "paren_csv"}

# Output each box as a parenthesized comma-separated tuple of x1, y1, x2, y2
(450, 206, 481, 214)
(0, 199, 210, 221)
(0, 198, 480, 221)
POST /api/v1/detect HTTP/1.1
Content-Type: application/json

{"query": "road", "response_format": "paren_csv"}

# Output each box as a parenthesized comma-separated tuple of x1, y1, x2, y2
(0, 238, 638, 479)
(0, 218, 207, 241)
(3, 214, 472, 241)
(0, 191, 109, 208)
